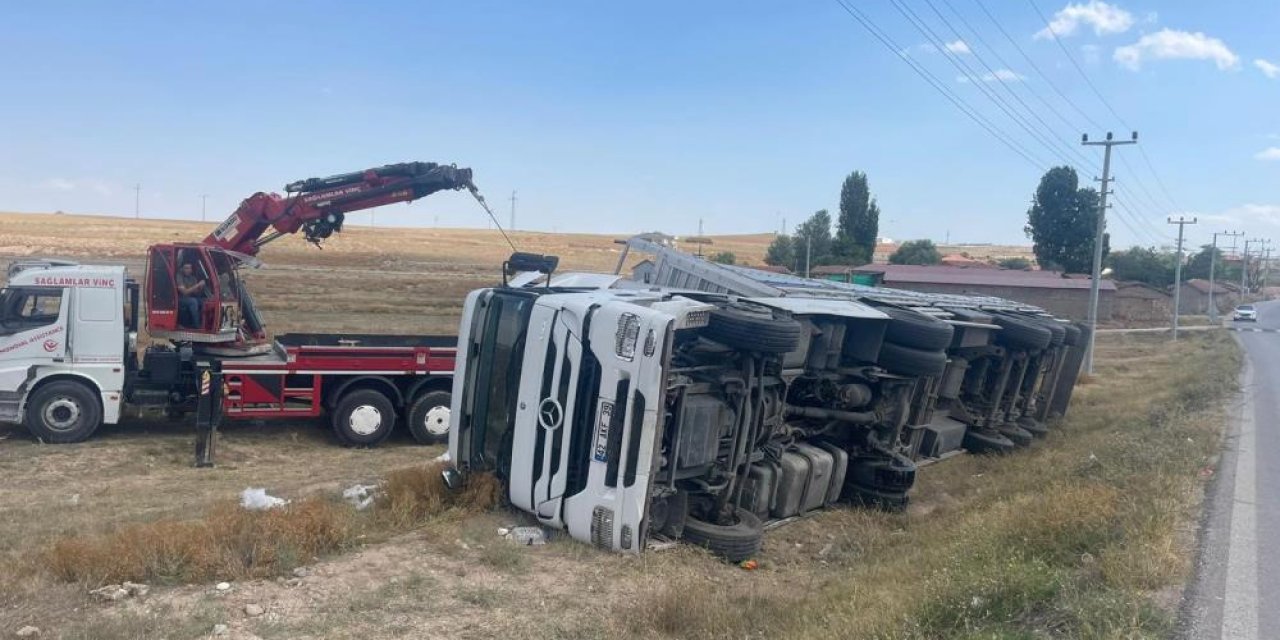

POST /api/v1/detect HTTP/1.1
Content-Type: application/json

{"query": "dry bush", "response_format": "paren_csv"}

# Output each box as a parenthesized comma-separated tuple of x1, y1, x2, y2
(42, 463, 502, 586)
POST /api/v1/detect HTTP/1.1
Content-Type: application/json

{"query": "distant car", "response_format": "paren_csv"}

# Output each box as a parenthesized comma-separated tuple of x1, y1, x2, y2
(1234, 304, 1258, 322)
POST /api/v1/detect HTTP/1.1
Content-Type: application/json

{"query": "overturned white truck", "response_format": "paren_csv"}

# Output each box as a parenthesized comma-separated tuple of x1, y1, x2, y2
(446, 244, 1087, 560)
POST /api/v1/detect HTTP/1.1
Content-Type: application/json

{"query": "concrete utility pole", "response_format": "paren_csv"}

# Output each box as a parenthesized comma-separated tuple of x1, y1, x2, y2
(805, 234, 812, 279)
(134, 183, 141, 219)
(1265, 246, 1273, 292)
(1208, 231, 1243, 322)
(1168, 216, 1197, 341)
(509, 190, 517, 231)
(201, 194, 208, 222)
(1243, 239, 1273, 296)
(1081, 131, 1138, 374)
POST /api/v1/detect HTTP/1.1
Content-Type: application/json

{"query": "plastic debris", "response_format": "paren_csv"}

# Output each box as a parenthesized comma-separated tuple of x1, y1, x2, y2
(739, 559, 759, 571)
(434, 451, 452, 463)
(215, 582, 232, 592)
(342, 484, 378, 510)
(503, 526, 548, 546)
(240, 488, 288, 510)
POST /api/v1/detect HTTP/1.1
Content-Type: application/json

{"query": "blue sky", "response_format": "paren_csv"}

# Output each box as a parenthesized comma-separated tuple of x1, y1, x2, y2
(1, 1, 1276, 250)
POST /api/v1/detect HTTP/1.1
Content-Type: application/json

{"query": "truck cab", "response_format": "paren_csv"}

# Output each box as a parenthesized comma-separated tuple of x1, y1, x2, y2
(0, 260, 136, 442)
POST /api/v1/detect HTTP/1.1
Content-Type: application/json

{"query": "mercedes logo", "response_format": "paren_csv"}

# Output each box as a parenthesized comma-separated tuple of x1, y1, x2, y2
(537, 397, 564, 430)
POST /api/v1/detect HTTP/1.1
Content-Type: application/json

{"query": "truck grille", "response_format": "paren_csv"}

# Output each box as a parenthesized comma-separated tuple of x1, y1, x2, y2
(590, 506, 615, 549)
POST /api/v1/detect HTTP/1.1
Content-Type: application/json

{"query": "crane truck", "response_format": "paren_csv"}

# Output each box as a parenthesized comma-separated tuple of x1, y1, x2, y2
(445, 244, 1086, 560)
(1, 162, 484, 456)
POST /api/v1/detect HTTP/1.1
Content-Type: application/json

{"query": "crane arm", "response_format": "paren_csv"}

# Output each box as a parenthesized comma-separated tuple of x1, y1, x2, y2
(202, 161, 475, 256)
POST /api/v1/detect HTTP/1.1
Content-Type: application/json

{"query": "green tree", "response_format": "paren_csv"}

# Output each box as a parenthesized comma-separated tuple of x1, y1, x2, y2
(889, 239, 942, 265)
(998, 257, 1033, 270)
(764, 234, 794, 268)
(1184, 244, 1241, 282)
(709, 251, 736, 265)
(834, 171, 880, 265)
(1024, 166, 1108, 273)
(1107, 246, 1176, 287)
(794, 209, 833, 271)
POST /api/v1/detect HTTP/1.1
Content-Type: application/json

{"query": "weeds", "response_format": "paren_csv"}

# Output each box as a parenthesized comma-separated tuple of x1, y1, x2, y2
(42, 462, 500, 586)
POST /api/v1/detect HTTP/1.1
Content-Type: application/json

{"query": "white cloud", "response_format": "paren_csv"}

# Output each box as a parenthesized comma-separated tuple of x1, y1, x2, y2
(944, 40, 971, 54)
(1114, 29, 1240, 71)
(1255, 147, 1280, 161)
(1255, 58, 1280, 79)
(958, 69, 1026, 83)
(1034, 1, 1134, 39)
(37, 178, 76, 191)
(1223, 203, 1280, 227)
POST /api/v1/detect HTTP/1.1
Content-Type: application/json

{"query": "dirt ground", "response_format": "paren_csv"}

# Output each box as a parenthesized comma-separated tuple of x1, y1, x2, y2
(0, 211, 1227, 639)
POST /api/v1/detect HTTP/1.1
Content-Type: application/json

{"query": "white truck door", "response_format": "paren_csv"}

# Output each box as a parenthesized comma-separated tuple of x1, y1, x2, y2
(0, 286, 68, 411)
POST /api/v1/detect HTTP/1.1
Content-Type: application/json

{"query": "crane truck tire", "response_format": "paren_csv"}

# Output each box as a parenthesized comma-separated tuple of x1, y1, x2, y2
(682, 508, 764, 562)
(992, 315, 1053, 351)
(24, 380, 102, 444)
(332, 389, 396, 446)
(876, 341, 948, 378)
(878, 306, 955, 351)
(704, 304, 801, 354)
(407, 390, 451, 445)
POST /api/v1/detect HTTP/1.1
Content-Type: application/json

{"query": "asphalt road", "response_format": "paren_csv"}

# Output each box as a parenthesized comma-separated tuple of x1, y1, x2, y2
(1182, 301, 1280, 639)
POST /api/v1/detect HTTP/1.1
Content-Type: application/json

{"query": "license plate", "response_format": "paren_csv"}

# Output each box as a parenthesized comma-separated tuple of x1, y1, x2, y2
(593, 400, 615, 462)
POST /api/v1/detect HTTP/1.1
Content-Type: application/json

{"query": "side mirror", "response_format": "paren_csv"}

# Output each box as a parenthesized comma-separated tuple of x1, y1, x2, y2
(441, 467, 463, 492)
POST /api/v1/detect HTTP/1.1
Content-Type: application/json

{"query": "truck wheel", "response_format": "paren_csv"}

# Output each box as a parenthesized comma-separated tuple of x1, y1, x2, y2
(332, 389, 396, 447)
(24, 380, 102, 444)
(682, 508, 763, 562)
(1039, 321, 1066, 347)
(876, 342, 948, 377)
(992, 315, 1052, 351)
(1018, 416, 1049, 437)
(407, 390, 451, 445)
(705, 303, 801, 354)
(963, 428, 1015, 454)
(1062, 323, 1082, 346)
(879, 306, 955, 351)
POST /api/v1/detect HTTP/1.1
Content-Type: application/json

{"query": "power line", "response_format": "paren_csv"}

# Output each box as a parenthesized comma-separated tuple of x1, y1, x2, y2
(832, 0, 1048, 170)
(1026, 0, 1131, 130)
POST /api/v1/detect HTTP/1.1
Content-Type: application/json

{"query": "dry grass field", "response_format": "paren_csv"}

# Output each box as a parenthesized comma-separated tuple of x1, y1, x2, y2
(0, 211, 1239, 639)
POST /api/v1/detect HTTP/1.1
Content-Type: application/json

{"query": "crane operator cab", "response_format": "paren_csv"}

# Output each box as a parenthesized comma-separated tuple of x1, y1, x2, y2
(145, 243, 267, 355)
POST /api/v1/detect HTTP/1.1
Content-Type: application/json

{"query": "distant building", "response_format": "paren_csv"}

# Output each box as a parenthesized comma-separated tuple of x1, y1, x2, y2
(851, 264, 1115, 321)
(810, 264, 880, 285)
(1177, 278, 1236, 315)
(939, 254, 994, 268)
(1113, 282, 1172, 322)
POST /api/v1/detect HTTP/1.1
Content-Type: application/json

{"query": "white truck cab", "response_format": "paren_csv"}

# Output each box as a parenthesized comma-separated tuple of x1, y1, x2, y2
(0, 260, 135, 441)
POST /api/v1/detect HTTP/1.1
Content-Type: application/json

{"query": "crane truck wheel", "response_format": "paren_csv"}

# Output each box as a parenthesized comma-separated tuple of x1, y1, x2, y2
(332, 389, 396, 447)
(681, 507, 764, 562)
(24, 380, 102, 444)
(407, 390, 451, 445)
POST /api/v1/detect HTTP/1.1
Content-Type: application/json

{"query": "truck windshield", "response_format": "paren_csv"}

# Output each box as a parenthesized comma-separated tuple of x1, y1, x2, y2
(461, 290, 535, 475)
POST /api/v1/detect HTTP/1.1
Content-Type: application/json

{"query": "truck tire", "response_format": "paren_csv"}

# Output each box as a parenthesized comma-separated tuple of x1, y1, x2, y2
(1018, 416, 1049, 437)
(332, 389, 396, 447)
(407, 390, 451, 445)
(1062, 323, 1082, 346)
(1040, 321, 1066, 347)
(24, 380, 102, 444)
(992, 315, 1052, 351)
(682, 508, 764, 562)
(705, 304, 801, 354)
(879, 306, 955, 351)
(876, 341, 948, 377)
(997, 423, 1034, 447)
(963, 428, 1015, 454)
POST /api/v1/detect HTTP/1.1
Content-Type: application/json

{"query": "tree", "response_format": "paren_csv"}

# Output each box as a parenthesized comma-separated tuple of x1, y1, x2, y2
(998, 257, 1032, 270)
(1184, 244, 1241, 283)
(709, 251, 736, 265)
(1107, 246, 1175, 287)
(1024, 166, 1108, 273)
(764, 234, 794, 268)
(834, 171, 880, 265)
(793, 209, 833, 271)
(889, 239, 942, 265)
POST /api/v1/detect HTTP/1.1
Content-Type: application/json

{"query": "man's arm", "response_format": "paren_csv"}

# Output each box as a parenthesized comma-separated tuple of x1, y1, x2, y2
(178, 279, 207, 296)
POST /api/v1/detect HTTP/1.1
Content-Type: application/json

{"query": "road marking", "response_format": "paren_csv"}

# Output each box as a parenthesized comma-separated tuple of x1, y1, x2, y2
(1227, 327, 1279, 333)
(1223, 359, 1259, 640)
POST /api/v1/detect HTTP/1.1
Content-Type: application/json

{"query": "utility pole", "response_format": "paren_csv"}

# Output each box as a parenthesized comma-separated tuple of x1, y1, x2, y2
(1265, 246, 1272, 292)
(805, 234, 812, 279)
(509, 190, 517, 231)
(1208, 231, 1243, 322)
(1168, 216, 1197, 341)
(1243, 239, 1272, 297)
(1081, 131, 1138, 374)
(134, 183, 141, 219)
(201, 194, 208, 222)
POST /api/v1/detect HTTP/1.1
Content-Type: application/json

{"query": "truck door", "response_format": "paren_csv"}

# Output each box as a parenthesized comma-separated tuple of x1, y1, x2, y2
(0, 286, 67, 394)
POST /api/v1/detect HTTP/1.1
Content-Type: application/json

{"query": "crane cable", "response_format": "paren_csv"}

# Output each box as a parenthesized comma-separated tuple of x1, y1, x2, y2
(467, 186, 518, 252)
